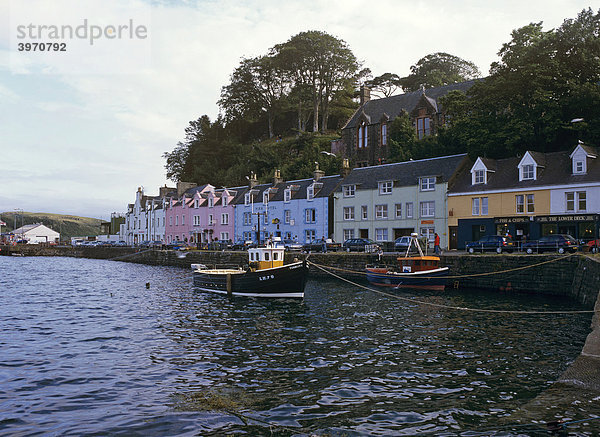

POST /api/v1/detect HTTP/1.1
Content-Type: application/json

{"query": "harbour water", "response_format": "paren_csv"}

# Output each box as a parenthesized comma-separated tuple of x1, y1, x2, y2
(0, 256, 596, 435)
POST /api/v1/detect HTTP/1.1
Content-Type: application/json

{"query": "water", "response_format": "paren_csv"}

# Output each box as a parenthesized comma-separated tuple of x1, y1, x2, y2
(0, 256, 596, 436)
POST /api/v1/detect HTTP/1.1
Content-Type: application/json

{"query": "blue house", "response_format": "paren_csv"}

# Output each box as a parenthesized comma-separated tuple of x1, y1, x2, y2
(233, 168, 342, 244)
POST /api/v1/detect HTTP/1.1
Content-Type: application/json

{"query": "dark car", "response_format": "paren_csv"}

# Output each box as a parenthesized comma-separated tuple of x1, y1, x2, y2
(522, 234, 578, 254)
(466, 235, 515, 254)
(586, 239, 600, 254)
(302, 239, 342, 253)
(232, 240, 255, 251)
(343, 238, 381, 253)
(210, 239, 233, 250)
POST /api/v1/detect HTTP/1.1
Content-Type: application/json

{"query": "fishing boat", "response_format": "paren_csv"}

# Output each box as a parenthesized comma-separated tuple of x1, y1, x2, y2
(192, 240, 308, 298)
(365, 233, 448, 291)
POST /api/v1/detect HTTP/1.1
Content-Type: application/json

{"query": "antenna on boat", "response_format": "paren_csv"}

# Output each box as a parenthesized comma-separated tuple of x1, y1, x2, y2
(405, 232, 425, 257)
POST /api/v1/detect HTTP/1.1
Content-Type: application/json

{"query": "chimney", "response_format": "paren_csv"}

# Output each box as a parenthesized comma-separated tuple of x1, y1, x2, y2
(249, 172, 258, 188)
(360, 85, 371, 105)
(159, 184, 174, 198)
(342, 158, 351, 177)
(313, 162, 325, 182)
(273, 169, 283, 185)
(177, 181, 197, 197)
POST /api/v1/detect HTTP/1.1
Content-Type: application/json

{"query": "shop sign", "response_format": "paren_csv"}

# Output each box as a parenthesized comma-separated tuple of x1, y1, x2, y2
(536, 214, 598, 223)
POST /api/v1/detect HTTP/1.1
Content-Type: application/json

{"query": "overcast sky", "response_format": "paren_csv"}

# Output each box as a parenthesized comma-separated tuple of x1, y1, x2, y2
(0, 0, 594, 219)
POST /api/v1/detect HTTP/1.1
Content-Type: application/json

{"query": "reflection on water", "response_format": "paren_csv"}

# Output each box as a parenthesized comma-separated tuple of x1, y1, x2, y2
(0, 256, 597, 435)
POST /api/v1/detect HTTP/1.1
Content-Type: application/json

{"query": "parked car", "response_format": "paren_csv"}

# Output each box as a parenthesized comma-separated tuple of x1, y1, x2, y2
(466, 235, 515, 254)
(282, 239, 303, 252)
(586, 239, 600, 254)
(113, 241, 128, 247)
(342, 238, 381, 253)
(166, 240, 188, 250)
(302, 239, 341, 253)
(522, 234, 579, 254)
(232, 240, 255, 251)
(210, 239, 233, 250)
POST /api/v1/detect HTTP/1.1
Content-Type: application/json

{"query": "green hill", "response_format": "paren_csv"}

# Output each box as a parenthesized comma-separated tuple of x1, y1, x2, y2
(0, 212, 102, 240)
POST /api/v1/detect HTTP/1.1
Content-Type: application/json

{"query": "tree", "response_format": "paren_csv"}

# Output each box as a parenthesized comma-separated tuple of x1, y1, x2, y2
(218, 55, 288, 139)
(401, 52, 481, 92)
(273, 31, 361, 132)
(365, 72, 403, 97)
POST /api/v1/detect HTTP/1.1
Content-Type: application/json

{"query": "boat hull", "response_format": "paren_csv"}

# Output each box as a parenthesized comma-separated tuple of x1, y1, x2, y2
(365, 266, 449, 291)
(193, 261, 308, 298)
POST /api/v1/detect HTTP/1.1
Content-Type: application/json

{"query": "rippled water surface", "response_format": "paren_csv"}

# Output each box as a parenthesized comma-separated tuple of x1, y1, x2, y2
(0, 256, 595, 435)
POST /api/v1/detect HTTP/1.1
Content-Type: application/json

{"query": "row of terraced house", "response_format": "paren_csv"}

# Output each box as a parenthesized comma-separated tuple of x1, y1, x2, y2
(120, 82, 600, 249)
(120, 142, 600, 250)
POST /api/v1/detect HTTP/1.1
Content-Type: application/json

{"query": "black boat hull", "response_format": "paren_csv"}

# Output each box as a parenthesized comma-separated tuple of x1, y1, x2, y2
(193, 261, 308, 298)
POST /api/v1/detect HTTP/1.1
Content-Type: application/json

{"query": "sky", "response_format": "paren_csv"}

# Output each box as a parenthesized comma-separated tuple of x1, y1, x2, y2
(0, 0, 595, 220)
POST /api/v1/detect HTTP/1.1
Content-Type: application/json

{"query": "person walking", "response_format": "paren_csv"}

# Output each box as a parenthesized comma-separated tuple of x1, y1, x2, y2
(434, 233, 441, 255)
(321, 236, 327, 253)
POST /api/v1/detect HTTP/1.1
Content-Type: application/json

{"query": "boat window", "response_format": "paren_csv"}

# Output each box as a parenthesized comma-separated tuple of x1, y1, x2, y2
(265, 252, 270, 261)
(250, 252, 255, 261)
(274, 252, 279, 261)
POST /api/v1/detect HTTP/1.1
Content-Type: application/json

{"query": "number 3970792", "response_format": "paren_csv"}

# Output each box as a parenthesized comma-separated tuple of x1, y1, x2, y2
(18, 42, 66, 51)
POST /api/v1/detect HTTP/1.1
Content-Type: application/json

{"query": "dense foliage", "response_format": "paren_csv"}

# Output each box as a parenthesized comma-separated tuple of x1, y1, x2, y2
(164, 9, 600, 185)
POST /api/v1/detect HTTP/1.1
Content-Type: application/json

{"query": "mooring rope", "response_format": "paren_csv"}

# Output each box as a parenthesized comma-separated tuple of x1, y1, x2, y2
(309, 251, 580, 280)
(308, 261, 597, 315)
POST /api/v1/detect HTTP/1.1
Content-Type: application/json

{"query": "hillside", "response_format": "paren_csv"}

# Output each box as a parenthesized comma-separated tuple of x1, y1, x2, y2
(0, 212, 102, 240)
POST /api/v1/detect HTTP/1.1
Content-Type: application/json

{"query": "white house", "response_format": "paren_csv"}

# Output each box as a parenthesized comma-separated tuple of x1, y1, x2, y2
(13, 223, 60, 244)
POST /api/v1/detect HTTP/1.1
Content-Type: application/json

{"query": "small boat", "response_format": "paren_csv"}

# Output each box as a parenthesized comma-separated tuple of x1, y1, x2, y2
(365, 233, 448, 291)
(192, 240, 308, 298)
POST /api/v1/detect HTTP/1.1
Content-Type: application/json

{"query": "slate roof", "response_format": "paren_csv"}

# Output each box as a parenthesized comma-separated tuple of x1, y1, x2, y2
(230, 175, 343, 204)
(339, 154, 468, 190)
(343, 81, 476, 130)
(449, 147, 600, 194)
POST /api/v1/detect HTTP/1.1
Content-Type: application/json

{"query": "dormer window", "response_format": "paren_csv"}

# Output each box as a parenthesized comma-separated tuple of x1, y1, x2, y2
(284, 188, 291, 202)
(419, 177, 435, 191)
(194, 199, 199, 208)
(357, 121, 368, 148)
(343, 185, 355, 197)
(379, 181, 392, 195)
(263, 191, 269, 205)
(307, 185, 314, 201)
(474, 170, 485, 184)
(522, 164, 534, 180)
(244, 193, 251, 206)
(575, 160, 585, 174)
(222, 196, 228, 207)
(208, 197, 214, 208)
(381, 123, 387, 146)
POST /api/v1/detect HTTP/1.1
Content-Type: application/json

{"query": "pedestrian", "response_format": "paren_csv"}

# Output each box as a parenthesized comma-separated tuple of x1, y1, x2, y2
(321, 236, 327, 253)
(434, 233, 441, 255)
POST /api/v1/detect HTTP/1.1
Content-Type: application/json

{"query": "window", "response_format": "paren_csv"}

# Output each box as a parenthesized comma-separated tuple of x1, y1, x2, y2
(566, 192, 575, 212)
(406, 202, 413, 218)
(381, 123, 387, 146)
(375, 204, 388, 219)
(357, 122, 368, 148)
(220, 232, 229, 240)
(284, 210, 291, 224)
(221, 213, 229, 225)
(516, 195, 524, 213)
(395, 203, 402, 218)
(420, 227, 435, 243)
(420, 177, 435, 191)
(307, 185, 314, 201)
(472, 197, 480, 216)
(578, 191, 587, 211)
(379, 181, 393, 195)
(243, 212, 252, 225)
(208, 197, 214, 208)
(169, 216, 172, 226)
(343, 206, 355, 220)
(193, 215, 200, 226)
(284, 189, 291, 202)
(474, 169, 485, 184)
(263, 191, 269, 205)
(243, 231, 252, 241)
(419, 201, 435, 217)
(305, 229, 316, 243)
(343, 185, 355, 197)
(264, 212, 269, 225)
(194, 199, 199, 208)
(417, 117, 431, 139)
(361, 205, 368, 220)
(244, 193, 251, 206)
(175, 216, 178, 226)
(305, 208, 316, 223)
(222, 196, 228, 207)
(181, 215, 185, 225)
(375, 228, 388, 241)
(575, 161, 585, 174)
(208, 214, 214, 225)
(343, 229, 355, 241)
(481, 197, 488, 215)
(526, 194, 535, 213)
(522, 164, 534, 180)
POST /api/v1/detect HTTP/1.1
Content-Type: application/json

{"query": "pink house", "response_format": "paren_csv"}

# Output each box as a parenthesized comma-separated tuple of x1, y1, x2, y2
(165, 184, 236, 246)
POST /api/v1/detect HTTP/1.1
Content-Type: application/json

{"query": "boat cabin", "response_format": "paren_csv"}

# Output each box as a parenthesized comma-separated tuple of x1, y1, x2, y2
(396, 256, 441, 273)
(248, 246, 285, 270)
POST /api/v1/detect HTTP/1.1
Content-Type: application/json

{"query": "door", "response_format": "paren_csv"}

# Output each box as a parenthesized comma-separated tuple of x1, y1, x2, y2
(449, 226, 458, 250)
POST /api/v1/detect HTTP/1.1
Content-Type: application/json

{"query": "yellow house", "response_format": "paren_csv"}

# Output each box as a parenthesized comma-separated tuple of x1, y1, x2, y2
(448, 151, 565, 249)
